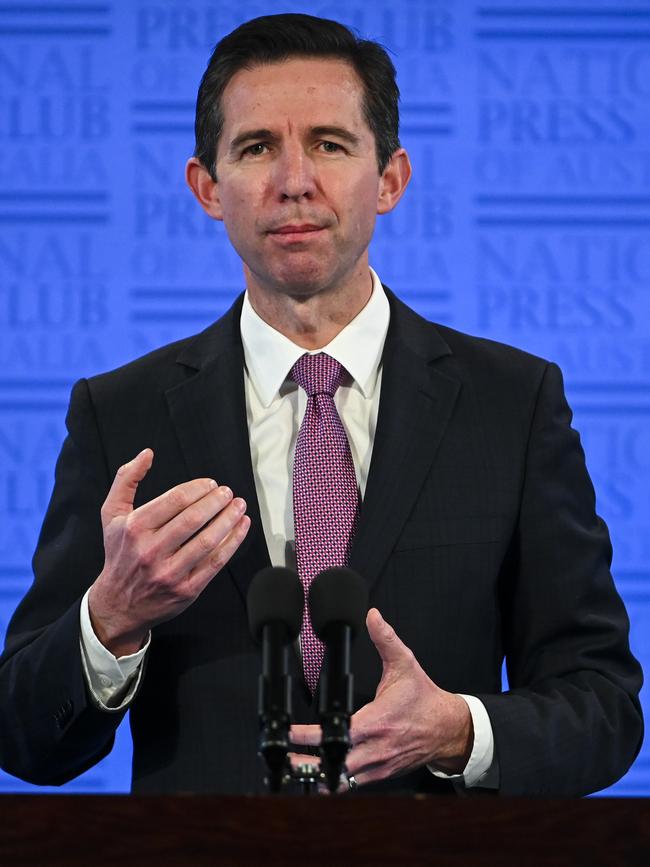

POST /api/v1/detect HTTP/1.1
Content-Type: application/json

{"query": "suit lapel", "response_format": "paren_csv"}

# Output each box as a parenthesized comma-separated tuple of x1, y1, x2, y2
(164, 299, 271, 607)
(350, 291, 461, 590)
(159, 289, 460, 691)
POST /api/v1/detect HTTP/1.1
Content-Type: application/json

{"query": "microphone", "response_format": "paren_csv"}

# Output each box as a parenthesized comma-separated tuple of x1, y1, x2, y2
(309, 567, 368, 793)
(247, 566, 303, 793)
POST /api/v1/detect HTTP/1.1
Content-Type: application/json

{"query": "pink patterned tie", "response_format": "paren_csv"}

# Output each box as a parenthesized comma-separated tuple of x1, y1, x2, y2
(291, 353, 360, 694)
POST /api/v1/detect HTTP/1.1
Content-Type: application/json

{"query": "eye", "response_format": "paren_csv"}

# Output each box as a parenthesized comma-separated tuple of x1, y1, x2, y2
(242, 142, 268, 157)
(319, 141, 344, 153)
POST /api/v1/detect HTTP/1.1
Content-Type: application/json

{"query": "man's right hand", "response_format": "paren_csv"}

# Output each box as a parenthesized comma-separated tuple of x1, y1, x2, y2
(88, 448, 250, 657)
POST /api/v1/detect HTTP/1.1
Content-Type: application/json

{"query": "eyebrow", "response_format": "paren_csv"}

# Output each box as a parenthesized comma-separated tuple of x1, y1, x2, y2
(310, 126, 361, 147)
(228, 129, 277, 153)
(227, 125, 362, 154)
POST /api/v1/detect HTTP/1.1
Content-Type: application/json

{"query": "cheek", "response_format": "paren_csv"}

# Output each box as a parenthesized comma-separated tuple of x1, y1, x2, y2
(346, 176, 381, 218)
(219, 176, 266, 218)
(221, 196, 261, 239)
(349, 190, 380, 235)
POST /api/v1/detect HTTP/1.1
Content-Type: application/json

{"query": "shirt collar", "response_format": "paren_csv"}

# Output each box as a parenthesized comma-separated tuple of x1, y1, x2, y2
(240, 268, 390, 408)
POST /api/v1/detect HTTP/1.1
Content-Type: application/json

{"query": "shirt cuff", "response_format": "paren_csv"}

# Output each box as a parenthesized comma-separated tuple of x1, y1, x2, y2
(428, 694, 499, 789)
(79, 588, 150, 711)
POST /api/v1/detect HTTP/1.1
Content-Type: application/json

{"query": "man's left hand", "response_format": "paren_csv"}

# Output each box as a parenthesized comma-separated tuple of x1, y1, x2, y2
(290, 608, 474, 789)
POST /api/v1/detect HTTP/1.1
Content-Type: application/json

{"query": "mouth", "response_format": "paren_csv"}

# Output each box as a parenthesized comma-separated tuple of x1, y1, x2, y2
(267, 224, 326, 243)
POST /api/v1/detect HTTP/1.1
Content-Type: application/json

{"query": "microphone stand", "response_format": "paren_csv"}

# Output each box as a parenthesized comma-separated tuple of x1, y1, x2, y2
(318, 622, 353, 793)
(258, 621, 292, 793)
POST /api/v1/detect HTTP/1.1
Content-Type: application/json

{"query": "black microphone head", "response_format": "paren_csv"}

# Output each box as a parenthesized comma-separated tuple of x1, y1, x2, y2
(309, 568, 368, 642)
(247, 567, 303, 643)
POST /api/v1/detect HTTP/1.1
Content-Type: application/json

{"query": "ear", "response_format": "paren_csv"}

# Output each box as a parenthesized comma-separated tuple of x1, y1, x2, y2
(376, 148, 412, 215)
(185, 157, 224, 221)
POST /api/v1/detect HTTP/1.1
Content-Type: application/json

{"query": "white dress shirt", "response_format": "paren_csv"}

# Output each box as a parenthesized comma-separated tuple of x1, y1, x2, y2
(80, 268, 497, 788)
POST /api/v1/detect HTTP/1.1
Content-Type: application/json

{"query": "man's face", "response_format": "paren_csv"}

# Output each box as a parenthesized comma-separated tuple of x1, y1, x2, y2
(207, 57, 400, 301)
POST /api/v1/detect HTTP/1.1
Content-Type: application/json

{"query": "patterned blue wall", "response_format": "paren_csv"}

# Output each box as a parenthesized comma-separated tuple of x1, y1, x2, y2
(0, 0, 647, 795)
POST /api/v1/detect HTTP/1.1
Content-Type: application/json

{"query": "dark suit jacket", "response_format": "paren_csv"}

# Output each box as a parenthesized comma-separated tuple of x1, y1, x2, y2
(0, 289, 643, 795)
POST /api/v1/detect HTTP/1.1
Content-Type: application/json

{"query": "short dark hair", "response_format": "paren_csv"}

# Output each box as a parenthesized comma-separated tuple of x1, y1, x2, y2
(194, 13, 400, 179)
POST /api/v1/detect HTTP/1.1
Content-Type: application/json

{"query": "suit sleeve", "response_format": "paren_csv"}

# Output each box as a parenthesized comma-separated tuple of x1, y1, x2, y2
(479, 362, 643, 796)
(0, 379, 127, 786)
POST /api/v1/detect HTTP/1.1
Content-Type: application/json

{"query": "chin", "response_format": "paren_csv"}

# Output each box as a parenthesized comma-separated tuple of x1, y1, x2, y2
(267, 267, 335, 299)
(246, 253, 360, 302)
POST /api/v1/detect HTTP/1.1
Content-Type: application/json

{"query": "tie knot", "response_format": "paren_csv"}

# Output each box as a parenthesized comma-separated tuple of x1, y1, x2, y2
(291, 353, 345, 397)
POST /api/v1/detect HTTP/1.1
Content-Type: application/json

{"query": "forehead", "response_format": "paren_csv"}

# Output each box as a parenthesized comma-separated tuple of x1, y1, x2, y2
(219, 57, 368, 133)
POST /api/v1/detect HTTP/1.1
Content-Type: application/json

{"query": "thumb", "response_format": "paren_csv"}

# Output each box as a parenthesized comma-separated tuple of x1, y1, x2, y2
(101, 448, 154, 524)
(366, 608, 413, 670)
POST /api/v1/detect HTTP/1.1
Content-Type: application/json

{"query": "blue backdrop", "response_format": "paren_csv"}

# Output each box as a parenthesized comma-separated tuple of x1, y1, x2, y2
(0, 0, 647, 795)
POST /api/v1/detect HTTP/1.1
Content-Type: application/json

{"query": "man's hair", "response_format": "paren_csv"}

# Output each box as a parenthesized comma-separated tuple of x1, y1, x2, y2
(194, 13, 401, 180)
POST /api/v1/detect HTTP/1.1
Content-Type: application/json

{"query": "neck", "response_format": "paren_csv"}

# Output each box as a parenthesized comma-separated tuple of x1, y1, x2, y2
(244, 268, 373, 350)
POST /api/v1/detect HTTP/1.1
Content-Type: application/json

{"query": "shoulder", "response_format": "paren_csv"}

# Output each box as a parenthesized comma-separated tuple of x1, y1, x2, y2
(386, 288, 554, 389)
(436, 322, 551, 377)
(88, 332, 196, 393)
(435, 323, 564, 420)
(82, 295, 244, 401)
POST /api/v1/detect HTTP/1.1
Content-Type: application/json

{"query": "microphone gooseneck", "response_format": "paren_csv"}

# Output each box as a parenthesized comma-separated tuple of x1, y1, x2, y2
(247, 566, 303, 793)
(309, 567, 368, 793)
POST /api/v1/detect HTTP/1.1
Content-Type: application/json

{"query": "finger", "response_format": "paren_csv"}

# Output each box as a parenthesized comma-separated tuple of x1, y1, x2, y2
(101, 448, 154, 523)
(174, 498, 248, 576)
(345, 740, 379, 777)
(133, 477, 219, 531)
(185, 513, 251, 595)
(156, 485, 235, 555)
(344, 761, 386, 789)
(366, 607, 413, 669)
(336, 776, 350, 795)
(349, 702, 375, 745)
(289, 724, 322, 747)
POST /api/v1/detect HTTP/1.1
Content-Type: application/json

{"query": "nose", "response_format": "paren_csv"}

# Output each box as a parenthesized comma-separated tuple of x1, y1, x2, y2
(274, 142, 316, 202)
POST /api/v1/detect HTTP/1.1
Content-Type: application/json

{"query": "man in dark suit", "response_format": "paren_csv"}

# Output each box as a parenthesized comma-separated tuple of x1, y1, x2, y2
(0, 14, 643, 796)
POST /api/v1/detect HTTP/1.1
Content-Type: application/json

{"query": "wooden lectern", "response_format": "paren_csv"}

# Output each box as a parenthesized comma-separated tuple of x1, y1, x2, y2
(0, 795, 648, 865)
